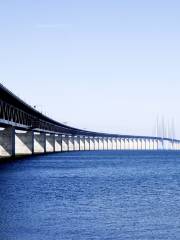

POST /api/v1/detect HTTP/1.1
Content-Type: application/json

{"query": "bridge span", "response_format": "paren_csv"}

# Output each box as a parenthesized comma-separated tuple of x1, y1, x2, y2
(0, 83, 180, 159)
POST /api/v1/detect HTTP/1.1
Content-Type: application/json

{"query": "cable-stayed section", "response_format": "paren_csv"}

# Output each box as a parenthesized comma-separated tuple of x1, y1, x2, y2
(0, 83, 180, 159)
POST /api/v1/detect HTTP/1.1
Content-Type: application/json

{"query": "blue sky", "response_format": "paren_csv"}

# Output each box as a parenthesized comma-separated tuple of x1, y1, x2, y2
(1, 0, 180, 137)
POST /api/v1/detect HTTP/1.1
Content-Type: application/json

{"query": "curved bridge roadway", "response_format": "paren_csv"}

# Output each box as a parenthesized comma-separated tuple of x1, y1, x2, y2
(0, 83, 179, 159)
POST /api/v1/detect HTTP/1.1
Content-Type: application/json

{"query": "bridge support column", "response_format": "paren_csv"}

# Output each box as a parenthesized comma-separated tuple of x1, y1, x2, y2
(34, 132, 46, 153)
(137, 139, 141, 150)
(168, 140, 173, 150)
(147, 139, 151, 150)
(134, 139, 138, 150)
(146, 139, 150, 150)
(74, 136, 80, 151)
(153, 139, 158, 150)
(55, 135, 62, 152)
(151, 139, 154, 150)
(46, 134, 55, 152)
(103, 137, 108, 150)
(163, 140, 168, 150)
(165, 140, 169, 150)
(129, 139, 133, 150)
(168, 140, 172, 150)
(107, 138, 113, 150)
(174, 141, 178, 150)
(170, 139, 174, 150)
(176, 142, 179, 150)
(139, 139, 143, 150)
(172, 141, 176, 150)
(141, 139, 145, 150)
(144, 139, 147, 150)
(112, 138, 116, 150)
(99, 138, 104, 150)
(132, 139, 135, 150)
(176, 141, 180, 150)
(160, 139, 164, 150)
(94, 138, 99, 150)
(15, 130, 33, 155)
(68, 135, 74, 151)
(62, 135, 69, 151)
(124, 139, 129, 150)
(123, 139, 126, 150)
(79, 136, 85, 150)
(157, 139, 161, 150)
(116, 138, 119, 150)
(89, 137, 95, 150)
(117, 138, 121, 150)
(149, 139, 153, 150)
(156, 139, 160, 150)
(0, 127, 15, 158)
(169, 140, 173, 150)
(121, 138, 125, 150)
(84, 137, 90, 151)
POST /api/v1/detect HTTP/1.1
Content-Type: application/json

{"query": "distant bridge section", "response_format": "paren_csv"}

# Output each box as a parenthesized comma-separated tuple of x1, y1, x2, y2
(0, 83, 179, 159)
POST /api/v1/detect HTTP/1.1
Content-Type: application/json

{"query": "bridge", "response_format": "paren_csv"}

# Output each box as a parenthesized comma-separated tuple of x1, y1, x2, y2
(0, 83, 180, 159)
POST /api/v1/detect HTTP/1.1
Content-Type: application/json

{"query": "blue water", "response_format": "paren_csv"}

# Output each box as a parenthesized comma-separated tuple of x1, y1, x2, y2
(0, 151, 180, 240)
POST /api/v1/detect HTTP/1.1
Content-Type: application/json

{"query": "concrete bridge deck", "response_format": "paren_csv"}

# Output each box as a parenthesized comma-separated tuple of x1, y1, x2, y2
(0, 83, 180, 159)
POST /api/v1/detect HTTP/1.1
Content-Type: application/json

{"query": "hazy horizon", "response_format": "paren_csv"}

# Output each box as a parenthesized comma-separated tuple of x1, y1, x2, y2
(1, 1, 180, 137)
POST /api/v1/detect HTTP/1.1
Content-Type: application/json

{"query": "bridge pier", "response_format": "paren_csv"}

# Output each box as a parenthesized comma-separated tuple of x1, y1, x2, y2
(141, 139, 145, 150)
(107, 138, 112, 150)
(130, 139, 134, 150)
(112, 138, 116, 150)
(34, 132, 46, 153)
(74, 136, 80, 151)
(103, 137, 108, 150)
(150, 139, 155, 150)
(173, 141, 176, 150)
(137, 139, 141, 150)
(94, 138, 99, 150)
(62, 135, 69, 151)
(0, 127, 15, 158)
(175, 141, 178, 150)
(116, 138, 120, 150)
(163, 140, 168, 150)
(79, 136, 85, 151)
(128, 138, 132, 150)
(156, 139, 159, 150)
(132, 138, 136, 150)
(120, 138, 124, 150)
(68, 135, 74, 151)
(170, 140, 173, 150)
(139, 139, 142, 150)
(156, 139, 160, 150)
(89, 137, 94, 150)
(55, 135, 62, 152)
(84, 137, 90, 151)
(146, 139, 150, 150)
(124, 139, 129, 150)
(169, 140, 173, 150)
(173, 141, 177, 150)
(15, 130, 33, 155)
(98, 137, 104, 150)
(135, 139, 138, 150)
(46, 134, 55, 152)
(152, 139, 155, 150)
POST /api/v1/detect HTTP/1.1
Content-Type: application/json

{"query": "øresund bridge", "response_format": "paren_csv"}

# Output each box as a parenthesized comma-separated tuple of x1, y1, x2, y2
(0, 83, 180, 159)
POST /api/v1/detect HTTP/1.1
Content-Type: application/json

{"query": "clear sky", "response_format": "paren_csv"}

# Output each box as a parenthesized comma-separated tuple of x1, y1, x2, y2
(0, 0, 180, 137)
